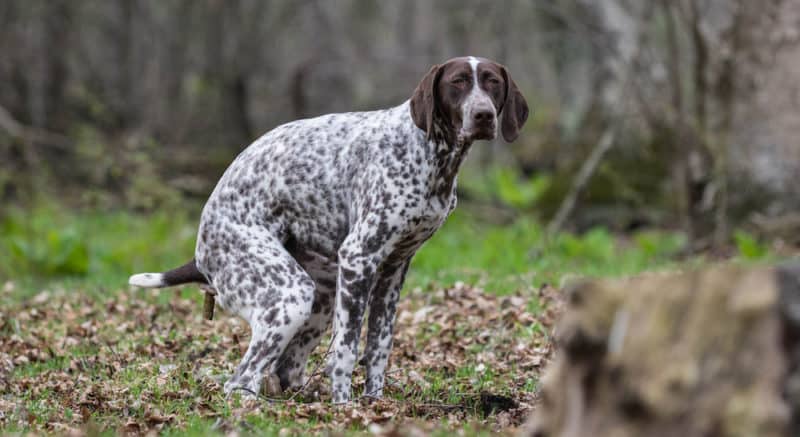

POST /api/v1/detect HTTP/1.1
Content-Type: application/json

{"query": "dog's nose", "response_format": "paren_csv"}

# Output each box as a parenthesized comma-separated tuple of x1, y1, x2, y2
(473, 110, 494, 124)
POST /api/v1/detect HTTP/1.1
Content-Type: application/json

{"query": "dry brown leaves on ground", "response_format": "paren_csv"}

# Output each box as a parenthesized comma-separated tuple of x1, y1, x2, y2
(0, 281, 563, 435)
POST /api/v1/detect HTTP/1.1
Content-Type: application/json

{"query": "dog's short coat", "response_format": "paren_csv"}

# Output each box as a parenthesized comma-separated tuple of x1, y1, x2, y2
(130, 56, 528, 403)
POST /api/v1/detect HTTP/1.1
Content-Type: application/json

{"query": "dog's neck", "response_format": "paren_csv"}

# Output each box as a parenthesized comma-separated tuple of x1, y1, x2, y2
(409, 116, 473, 199)
(431, 135, 472, 198)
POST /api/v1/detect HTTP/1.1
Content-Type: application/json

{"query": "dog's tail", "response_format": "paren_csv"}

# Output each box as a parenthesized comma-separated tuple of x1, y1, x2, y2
(128, 258, 209, 288)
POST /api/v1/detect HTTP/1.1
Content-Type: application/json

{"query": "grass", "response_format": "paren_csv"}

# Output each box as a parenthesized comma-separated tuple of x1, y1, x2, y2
(0, 204, 198, 296)
(1, 203, 690, 299)
(0, 202, 777, 435)
(407, 212, 688, 293)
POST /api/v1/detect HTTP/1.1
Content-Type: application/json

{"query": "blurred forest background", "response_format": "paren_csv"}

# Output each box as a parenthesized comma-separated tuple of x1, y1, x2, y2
(3, 2, 800, 434)
(1, 0, 799, 267)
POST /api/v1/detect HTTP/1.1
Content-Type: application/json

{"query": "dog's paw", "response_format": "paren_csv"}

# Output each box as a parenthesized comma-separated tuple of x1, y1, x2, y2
(331, 389, 353, 405)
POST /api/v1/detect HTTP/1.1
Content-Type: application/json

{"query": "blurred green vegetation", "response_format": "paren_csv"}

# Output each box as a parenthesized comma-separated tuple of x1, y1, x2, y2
(459, 167, 551, 211)
(0, 204, 198, 291)
(733, 230, 769, 261)
(1, 198, 699, 300)
(407, 213, 688, 294)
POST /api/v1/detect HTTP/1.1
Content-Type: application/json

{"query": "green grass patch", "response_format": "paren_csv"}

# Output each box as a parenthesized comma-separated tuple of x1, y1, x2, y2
(2, 203, 690, 299)
(407, 212, 688, 293)
(1, 204, 198, 297)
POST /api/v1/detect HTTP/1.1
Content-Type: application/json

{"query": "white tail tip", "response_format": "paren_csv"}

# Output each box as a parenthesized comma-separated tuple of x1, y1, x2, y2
(129, 273, 165, 288)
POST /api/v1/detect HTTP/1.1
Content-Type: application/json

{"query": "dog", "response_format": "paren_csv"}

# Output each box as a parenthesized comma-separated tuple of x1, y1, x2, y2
(129, 56, 529, 403)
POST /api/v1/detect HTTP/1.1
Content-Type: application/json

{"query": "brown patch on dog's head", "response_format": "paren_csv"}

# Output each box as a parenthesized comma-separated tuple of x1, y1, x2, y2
(410, 57, 529, 145)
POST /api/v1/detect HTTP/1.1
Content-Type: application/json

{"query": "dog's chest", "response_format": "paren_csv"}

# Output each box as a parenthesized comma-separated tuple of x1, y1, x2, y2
(415, 192, 453, 228)
(391, 189, 455, 254)
(378, 147, 459, 251)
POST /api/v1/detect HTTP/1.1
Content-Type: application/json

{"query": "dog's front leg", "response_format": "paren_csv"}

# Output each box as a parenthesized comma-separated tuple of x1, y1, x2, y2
(362, 259, 410, 399)
(329, 231, 390, 404)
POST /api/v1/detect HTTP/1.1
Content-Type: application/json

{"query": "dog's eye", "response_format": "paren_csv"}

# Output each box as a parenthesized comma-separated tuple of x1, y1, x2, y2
(451, 77, 467, 86)
(487, 77, 500, 86)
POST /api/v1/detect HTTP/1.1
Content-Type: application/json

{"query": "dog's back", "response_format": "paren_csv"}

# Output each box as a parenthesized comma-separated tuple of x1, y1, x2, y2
(197, 103, 419, 261)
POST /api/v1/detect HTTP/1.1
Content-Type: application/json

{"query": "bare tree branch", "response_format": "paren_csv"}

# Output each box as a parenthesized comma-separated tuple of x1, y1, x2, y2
(547, 128, 616, 236)
(0, 103, 71, 150)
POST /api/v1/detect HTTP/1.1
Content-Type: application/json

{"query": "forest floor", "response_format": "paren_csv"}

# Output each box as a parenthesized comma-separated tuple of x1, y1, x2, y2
(0, 206, 783, 435)
(1, 281, 562, 436)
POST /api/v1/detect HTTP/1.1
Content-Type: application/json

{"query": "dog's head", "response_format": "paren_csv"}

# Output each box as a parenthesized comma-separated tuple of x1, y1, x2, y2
(410, 56, 529, 145)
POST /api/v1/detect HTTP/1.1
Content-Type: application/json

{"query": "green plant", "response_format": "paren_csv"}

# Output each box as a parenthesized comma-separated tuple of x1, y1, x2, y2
(459, 166, 550, 211)
(633, 231, 687, 260)
(7, 228, 90, 276)
(733, 230, 768, 260)
(492, 169, 550, 210)
(0, 203, 198, 288)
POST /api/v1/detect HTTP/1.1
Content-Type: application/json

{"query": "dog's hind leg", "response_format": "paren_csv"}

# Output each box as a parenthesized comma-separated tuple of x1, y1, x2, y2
(201, 229, 315, 399)
(275, 261, 337, 392)
(274, 290, 334, 392)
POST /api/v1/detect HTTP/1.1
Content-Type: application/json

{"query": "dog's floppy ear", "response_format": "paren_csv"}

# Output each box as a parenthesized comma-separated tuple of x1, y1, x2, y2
(410, 64, 443, 140)
(499, 66, 529, 142)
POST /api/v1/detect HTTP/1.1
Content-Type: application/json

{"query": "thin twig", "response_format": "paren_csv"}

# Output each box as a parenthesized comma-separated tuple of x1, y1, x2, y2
(227, 386, 285, 403)
(547, 128, 616, 235)
(286, 332, 337, 401)
(358, 368, 411, 400)
(227, 332, 339, 403)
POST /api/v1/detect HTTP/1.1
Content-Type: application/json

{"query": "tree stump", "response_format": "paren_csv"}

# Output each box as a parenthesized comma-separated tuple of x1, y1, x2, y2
(524, 262, 800, 437)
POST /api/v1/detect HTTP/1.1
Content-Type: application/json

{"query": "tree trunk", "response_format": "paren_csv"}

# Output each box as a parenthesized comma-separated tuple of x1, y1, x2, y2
(524, 262, 800, 437)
